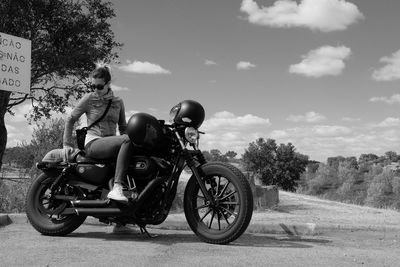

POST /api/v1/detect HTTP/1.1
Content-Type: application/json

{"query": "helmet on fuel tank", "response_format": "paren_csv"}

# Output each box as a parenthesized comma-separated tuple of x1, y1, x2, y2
(169, 100, 205, 128)
(127, 113, 163, 149)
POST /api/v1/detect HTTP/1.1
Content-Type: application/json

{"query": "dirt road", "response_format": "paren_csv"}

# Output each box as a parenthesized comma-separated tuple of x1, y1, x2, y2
(1, 223, 399, 267)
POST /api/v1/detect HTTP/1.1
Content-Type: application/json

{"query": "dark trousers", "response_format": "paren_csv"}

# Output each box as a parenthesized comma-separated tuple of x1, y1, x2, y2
(85, 134, 133, 184)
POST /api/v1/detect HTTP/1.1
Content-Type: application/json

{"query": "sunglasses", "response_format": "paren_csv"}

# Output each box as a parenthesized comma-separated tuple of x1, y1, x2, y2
(90, 84, 106, 90)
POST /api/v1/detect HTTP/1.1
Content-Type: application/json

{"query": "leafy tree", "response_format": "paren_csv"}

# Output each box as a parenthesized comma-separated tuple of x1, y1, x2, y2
(225, 150, 237, 159)
(243, 138, 308, 191)
(274, 143, 309, 191)
(327, 156, 345, 170)
(0, 0, 122, 170)
(243, 138, 277, 185)
(385, 151, 398, 162)
(209, 149, 228, 162)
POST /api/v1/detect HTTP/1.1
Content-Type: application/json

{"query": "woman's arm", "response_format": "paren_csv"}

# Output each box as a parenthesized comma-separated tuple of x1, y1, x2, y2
(63, 94, 90, 147)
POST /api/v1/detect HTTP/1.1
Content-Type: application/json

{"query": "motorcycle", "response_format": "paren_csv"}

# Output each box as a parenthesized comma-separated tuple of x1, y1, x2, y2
(26, 100, 253, 244)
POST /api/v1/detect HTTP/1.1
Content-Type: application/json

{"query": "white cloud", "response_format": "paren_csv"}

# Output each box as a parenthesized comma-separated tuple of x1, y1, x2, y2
(289, 45, 351, 78)
(370, 94, 400, 104)
(312, 125, 352, 136)
(342, 117, 361, 122)
(112, 84, 129, 91)
(7, 103, 32, 122)
(287, 111, 326, 123)
(118, 60, 171, 74)
(205, 59, 217, 66)
(240, 0, 364, 32)
(374, 117, 400, 128)
(203, 111, 271, 132)
(201, 111, 271, 154)
(236, 61, 256, 70)
(372, 50, 400, 81)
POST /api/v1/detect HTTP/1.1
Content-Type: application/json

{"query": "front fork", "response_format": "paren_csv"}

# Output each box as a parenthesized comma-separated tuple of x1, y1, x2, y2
(182, 149, 216, 205)
(173, 129, 215, 204)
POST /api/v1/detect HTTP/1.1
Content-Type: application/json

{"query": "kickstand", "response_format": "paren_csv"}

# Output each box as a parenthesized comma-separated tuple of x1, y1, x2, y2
(139, 225, 157, 238)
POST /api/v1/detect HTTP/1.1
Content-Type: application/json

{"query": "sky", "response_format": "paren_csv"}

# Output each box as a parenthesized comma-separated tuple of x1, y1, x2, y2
(5, 0, 400, 162)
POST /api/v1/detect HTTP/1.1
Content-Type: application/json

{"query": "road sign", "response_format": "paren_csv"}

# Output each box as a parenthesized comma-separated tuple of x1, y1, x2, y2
(0, 32, 31, 94)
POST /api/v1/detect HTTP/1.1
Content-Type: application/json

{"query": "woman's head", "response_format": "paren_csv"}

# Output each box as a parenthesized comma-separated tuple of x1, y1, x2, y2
(91, 65, 111, 93)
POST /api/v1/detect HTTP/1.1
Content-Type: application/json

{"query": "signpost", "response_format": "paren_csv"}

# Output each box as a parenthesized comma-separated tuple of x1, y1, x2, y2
(0, 32, 31, 94)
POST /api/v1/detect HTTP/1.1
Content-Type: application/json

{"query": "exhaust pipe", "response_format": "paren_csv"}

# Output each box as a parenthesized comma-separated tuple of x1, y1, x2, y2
(61, 207, 123, 216)
(70, 199, 110, 208)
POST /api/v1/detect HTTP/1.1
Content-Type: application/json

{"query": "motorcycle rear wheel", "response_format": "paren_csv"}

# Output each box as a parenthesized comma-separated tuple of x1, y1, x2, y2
(26, 172, 86, 236)
(184, 162, 253, 244)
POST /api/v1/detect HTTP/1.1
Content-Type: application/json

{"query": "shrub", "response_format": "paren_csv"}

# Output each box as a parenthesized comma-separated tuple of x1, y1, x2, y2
(365, 169, 394, 208)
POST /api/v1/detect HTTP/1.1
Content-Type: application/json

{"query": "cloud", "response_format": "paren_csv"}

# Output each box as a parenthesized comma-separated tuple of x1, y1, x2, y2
(118, 60, 171, 74)
(289, 45, 351, 77)
(236, 61, 256, 70)
(374, 117, 400, 128)
(342, 117, 361, 122)
(287, 111, 326, 123)
(203, 111, 271, 131)
(370, 94, 400, 104)
(240, 0, 364, 32)
(201, 111, 271, 154)
(6, 103, 32, 122)
(372, 50, 400, 81)
(205, 59, 217, 66)
(112, 84, 129, 91)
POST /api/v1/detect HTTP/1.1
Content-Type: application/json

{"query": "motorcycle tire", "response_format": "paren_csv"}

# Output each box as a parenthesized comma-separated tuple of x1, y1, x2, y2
(184, 162, 253, 244)
(26, 172, 86, 236)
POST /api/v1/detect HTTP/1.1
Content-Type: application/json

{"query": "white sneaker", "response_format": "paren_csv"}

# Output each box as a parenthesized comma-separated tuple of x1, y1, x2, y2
(107, 183, 128, 202)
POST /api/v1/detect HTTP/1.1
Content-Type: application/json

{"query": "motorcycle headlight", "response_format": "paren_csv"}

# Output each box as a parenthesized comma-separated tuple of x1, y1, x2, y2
(184, 127, 199, 143)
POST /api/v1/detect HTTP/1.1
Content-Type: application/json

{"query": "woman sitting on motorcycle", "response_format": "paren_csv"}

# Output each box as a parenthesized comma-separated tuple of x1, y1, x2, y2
(63, 64, 131, 202)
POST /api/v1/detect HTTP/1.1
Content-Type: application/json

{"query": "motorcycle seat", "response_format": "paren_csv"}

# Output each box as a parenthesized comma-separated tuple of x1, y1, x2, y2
(75, 153, 114, 164)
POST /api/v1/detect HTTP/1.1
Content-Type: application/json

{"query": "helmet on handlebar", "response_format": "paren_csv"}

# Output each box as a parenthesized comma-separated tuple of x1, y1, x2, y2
(169, 100, 205, 129)
(127, 113, 163, 149)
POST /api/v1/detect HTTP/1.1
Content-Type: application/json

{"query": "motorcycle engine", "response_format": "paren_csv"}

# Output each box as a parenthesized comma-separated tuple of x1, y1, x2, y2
(128, 156, 158, 182)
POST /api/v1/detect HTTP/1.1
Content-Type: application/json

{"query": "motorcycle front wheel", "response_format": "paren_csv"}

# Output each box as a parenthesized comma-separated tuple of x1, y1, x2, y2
(184, 162, 253, 244)
(26, 172, 86, 236)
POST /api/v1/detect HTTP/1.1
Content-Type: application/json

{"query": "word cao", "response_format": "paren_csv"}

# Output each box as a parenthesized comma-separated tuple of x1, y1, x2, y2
(0, 36, 22, 49)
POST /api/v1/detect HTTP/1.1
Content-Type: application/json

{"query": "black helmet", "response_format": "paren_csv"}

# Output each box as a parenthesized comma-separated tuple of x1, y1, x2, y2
(127, 113, 163, 149)
(169, 100, 205, 128)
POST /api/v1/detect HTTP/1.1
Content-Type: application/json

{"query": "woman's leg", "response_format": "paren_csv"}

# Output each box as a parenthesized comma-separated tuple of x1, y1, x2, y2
(85, 135, 133, 198)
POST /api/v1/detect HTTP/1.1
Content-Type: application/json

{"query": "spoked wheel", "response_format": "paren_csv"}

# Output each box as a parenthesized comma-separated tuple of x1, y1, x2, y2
(26, 172, 86, 236)
(184, 162, 253, 244)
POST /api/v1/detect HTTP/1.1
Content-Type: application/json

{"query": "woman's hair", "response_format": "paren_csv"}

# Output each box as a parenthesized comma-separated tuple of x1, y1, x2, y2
(92, 64, 111, 84)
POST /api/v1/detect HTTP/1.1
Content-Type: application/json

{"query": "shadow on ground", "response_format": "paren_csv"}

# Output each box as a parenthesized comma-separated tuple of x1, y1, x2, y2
(67, 228, 332, 249)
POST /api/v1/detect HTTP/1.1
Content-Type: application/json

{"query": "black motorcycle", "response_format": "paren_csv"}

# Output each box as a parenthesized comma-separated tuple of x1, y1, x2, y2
(26, 100, 253, 244)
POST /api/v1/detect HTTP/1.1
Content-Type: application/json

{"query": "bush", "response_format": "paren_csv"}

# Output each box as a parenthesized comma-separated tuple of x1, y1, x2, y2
(0, 179, 30, 213)
(365, 169, 394, 208)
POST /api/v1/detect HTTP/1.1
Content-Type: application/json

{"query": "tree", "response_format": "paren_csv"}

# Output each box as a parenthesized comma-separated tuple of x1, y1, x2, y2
(274, 143, 309, 191)
(242, 138, 277, 185)
(242, 138, 308, 191)
(327, 156, 345, 170)
(385, 151, 398, 162)
(209, 149, 228, 162)
(225, 150, 237, 159)
(0, 0, 122, 170)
